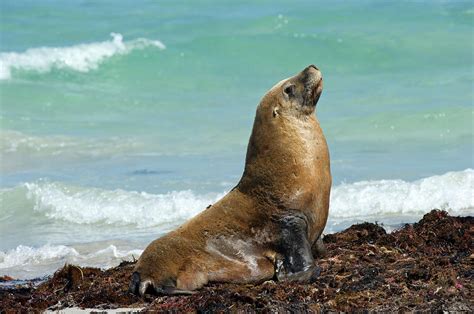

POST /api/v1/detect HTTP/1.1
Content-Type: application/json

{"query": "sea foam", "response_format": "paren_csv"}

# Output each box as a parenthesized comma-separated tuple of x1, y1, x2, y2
(25, 182, 225, 228)
(0, 244, 79, 269)
(0, 33, 165, 80)
(19, 169, 474, 228)
(1, 169, 472, 279)
(330, 168, 473, 218)
(0, 244, 143, 279)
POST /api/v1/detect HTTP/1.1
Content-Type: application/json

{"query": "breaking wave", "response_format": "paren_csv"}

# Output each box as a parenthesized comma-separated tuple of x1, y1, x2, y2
(0, 33, 165, 80)
(330, 168, 473, 218)
(1, 169, 471, 228)
(0, 244, 143, 279)
(0, 169, 472, 278)
(23, 182, 225, 228)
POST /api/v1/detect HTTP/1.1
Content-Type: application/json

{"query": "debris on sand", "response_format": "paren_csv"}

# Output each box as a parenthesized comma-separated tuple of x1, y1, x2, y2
(0, 210, 472, 312)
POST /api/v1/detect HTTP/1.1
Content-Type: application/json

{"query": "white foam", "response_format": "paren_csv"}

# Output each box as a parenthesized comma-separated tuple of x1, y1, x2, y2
(25, 182, 225, 228)
(0, 244, 79, 269)
(330, 168, 474, 219)
(7, 169, 474, 230)
(1, 169, 473, 279)
(0, 33, 165, 80)
(0, 244, 143, 279)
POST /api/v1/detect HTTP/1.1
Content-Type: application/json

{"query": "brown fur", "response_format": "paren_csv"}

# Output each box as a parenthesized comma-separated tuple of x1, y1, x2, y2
(131, 65, 331, 295)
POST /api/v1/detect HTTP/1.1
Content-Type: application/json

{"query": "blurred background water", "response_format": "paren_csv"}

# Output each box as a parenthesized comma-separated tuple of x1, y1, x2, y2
(0, 0, 472, 279)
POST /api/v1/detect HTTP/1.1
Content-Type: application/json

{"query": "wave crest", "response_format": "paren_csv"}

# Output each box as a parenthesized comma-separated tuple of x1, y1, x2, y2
(0, 244, 143, 279)
(1, 169, 471, 230)
(0, 244, 78, 269)
(330, 169, 473, 218)
(0, 33, 165, 80)
(25, 182, 225, 228)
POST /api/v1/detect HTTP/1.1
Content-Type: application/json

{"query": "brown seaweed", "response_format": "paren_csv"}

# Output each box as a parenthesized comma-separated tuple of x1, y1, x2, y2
(1, 210, 472, 312)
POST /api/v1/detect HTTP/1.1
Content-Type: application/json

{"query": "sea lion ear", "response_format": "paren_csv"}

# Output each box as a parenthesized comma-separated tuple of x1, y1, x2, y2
(272, 107, 280, 118)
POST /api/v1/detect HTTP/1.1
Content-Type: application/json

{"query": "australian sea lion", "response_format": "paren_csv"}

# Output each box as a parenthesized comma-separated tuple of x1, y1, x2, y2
(130, 65, 331, 295)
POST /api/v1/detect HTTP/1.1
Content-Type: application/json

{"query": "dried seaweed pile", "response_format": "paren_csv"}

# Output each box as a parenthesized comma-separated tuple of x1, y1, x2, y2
(1, 210, 472, 312)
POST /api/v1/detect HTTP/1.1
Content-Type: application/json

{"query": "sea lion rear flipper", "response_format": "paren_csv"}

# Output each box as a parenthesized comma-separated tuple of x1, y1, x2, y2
(274, 213, 317, 282)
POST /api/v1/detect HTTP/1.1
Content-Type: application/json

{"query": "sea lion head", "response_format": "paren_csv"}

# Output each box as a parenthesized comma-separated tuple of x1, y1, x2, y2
(262, 64, 323, 119)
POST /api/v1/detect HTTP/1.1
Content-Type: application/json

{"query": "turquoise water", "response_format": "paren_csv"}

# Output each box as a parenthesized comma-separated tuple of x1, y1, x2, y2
(0, 1, 473, 278)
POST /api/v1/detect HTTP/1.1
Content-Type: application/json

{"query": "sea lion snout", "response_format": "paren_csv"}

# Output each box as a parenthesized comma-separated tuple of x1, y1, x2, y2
(305, 64, 320, 73)
(299, 65, 323, 108)
(302, 64, 322, 82)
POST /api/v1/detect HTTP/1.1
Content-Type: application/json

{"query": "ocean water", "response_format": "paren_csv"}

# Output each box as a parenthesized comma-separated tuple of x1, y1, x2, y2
(0, 1, 473, 279)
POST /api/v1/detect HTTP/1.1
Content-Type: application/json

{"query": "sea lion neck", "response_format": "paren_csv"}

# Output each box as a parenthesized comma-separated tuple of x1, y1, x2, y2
(237, 112, 325, 206)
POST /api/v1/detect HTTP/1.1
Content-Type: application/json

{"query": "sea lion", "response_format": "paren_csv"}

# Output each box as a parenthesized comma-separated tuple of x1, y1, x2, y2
(130, 65, 331, 295)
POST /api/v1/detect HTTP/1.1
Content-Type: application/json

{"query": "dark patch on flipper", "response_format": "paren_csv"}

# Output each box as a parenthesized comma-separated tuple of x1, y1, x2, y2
(312, 236, 327, 258)
(129, 271, 140, 295)
(274, 213, 315, 282)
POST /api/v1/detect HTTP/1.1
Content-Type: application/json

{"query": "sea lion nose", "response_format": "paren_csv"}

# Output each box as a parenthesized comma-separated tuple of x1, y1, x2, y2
(304, 64, 321, 76)
(301, 64, 322, 82)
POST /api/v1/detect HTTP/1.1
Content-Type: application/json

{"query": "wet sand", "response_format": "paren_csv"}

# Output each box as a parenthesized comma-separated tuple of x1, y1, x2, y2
(1, 210, 472, 312)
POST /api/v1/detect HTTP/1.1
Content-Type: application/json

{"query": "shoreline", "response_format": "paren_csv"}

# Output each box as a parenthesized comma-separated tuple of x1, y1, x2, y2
(1, 209, 472, 312)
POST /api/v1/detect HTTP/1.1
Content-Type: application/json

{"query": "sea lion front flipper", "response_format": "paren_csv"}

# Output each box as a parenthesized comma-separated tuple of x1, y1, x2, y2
(274, 213, 317, 283)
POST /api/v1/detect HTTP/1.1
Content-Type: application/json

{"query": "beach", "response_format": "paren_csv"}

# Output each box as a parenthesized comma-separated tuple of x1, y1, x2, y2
(1, 210, 472, 312)
(0, 0, 473, 310)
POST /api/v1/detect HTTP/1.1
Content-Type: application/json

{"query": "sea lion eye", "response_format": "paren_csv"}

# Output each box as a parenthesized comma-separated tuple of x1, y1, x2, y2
(284, 84, 295, 97)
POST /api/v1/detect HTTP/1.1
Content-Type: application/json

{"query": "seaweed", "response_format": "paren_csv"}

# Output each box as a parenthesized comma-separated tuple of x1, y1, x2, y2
(1, 210, 472, 312)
